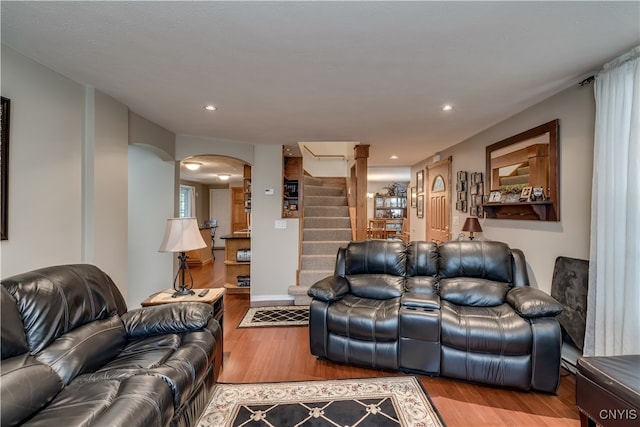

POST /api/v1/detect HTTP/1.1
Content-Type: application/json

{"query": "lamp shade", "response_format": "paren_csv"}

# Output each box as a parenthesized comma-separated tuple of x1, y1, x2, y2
(461, 217, 483, 233)
(158, 218, 207, 252)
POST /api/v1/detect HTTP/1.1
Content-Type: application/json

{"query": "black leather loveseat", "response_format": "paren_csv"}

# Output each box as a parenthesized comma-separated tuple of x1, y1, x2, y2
(1, 264, 222, 427)
(308, 240, 564, 393)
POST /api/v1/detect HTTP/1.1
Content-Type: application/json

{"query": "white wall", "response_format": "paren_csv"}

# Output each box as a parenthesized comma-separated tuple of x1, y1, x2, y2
(90, 90, 129, 296)
(1, 46, 82, 276)
(127, 145, 175, 307)
(251, 144, 299, 303)
(1, 47, 130, 301)
(210, 188, 231, 246)
(411, 84, 595, 292)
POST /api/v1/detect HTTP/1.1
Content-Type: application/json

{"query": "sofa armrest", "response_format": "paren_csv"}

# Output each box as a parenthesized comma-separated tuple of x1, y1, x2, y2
(401, 292, 440, 310)
(122, 302, 213, 338)
(307, 276, 350, 302)
(506, 287, 563, 318)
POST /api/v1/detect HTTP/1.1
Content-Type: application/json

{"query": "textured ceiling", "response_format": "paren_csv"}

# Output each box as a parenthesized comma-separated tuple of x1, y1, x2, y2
(2, 1, 639, 173)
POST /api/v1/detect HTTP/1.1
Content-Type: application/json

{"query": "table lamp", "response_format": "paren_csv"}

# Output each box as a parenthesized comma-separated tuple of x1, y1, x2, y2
(158, 217, 206, 297)
(462, 217, 483, 240)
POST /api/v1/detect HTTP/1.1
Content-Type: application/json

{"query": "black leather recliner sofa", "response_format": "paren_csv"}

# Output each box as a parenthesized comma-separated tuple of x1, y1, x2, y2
(0, 264, 222, 427)
(308, 240, 564, 393)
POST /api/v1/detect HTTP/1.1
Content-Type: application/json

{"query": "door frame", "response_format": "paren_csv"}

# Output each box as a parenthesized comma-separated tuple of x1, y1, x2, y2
(426, 157, 452, 242)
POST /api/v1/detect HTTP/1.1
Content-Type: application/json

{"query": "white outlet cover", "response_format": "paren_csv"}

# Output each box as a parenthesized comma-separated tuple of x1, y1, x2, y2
(274, 220, 287, 229)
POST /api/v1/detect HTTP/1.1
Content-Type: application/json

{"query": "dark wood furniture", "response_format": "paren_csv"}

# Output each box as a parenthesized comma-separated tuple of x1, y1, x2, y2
(576, 355, 640, 427)
(220, 233, 251, 294)
(483, 119, 560, 221)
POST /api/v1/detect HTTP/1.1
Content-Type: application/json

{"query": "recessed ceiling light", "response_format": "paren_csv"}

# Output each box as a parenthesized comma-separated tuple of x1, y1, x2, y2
(204, 105, 217, 111)
(184, 162, 202, 171)
(442, 104, 454, 111)
(218, 173, 231, 181)
(389, 155, 399, 160)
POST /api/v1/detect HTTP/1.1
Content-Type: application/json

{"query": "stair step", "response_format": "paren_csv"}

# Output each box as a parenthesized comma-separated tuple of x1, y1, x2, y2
(303, 176, 325, 186)
(287, 285, 312, 306)
(304, 217, 351, 228)
(304, 184, 345, 197)
(299, 270, 334, 287)
(304, 206, 350, 217)
(301, 254, 337, 270)
(302, 241, 348, 255)
(304, 228, 352, 241)
(304, 195, 348, 206)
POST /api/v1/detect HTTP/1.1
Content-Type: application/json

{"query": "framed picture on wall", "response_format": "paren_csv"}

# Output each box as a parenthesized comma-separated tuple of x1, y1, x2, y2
(1, 96, 10, 241)
(416, 170, 424, 193)
(417, 194, 424, 218)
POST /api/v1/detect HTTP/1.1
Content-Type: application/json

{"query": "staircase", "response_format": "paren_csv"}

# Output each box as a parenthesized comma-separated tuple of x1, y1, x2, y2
(288, 176, 352, 305)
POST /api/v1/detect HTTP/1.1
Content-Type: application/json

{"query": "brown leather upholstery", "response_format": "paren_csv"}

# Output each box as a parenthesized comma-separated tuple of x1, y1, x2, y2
(308, 240, 564, 392)
(1, 264, 221, 427)
(576, 355, 640, 427)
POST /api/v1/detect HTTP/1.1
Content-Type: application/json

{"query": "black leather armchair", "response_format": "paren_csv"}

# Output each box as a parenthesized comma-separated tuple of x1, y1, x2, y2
(308, 240, 564, 392)
(1, 264, 222, 427)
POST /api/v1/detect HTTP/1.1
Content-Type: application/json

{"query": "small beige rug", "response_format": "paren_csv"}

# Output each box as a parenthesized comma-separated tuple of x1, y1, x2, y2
(197, 376, 445, 427)
(237, 305, 309, 328)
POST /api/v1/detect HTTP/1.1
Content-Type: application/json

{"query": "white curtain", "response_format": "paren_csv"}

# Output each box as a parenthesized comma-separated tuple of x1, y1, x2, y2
(585, 46, 640, 356)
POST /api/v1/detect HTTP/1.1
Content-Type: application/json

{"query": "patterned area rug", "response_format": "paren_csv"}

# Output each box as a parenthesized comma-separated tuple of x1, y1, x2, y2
(197, 376, 445, 427)
(238, 305, 309, 328)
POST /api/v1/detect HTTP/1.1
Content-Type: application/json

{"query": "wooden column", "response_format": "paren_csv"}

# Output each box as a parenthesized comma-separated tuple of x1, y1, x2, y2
(354, 145, 369, 241)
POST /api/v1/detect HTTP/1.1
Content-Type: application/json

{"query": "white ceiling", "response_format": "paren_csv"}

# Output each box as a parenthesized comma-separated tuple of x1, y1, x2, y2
(2, 1, 639, 179)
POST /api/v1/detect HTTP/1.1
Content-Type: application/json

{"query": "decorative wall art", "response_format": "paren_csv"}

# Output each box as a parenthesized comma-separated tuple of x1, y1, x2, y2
(455, 171, 468, 213)
(1, 97, 10, 240)
(469, 172, 484, 218)
(417, 194, 424, 218)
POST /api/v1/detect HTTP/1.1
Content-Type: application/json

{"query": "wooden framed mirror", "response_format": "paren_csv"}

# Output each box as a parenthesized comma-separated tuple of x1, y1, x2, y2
(483, 119, 559, 221)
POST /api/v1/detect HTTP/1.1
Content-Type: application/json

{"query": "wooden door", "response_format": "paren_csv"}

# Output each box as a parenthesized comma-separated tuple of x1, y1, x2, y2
(231, 187, 248, 232)
(426, 157, 452, 243)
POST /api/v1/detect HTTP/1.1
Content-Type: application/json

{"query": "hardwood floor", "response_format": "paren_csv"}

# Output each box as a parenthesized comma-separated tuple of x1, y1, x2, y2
(190, 253, 580, 427)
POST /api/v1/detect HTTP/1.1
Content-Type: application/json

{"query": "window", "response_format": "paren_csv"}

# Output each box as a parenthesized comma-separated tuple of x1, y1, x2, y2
(179, 185, 195, 218)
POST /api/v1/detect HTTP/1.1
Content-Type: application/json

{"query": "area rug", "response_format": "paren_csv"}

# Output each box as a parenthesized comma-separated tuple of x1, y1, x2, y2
(196, 376, 445, 427)
(238, 305, 309, 328)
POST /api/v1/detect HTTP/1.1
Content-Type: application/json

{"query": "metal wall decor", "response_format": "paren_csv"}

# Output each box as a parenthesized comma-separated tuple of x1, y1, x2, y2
(455, 171, 468, 213)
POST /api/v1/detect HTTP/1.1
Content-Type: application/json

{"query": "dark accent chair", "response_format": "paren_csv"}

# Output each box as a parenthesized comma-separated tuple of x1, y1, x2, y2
(308, 240, 564, 392)
(1, 264, 222, 427)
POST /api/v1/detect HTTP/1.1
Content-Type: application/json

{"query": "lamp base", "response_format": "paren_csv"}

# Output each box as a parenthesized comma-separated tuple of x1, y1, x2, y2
(171, 251, 196, 298)
(172, 287, 195, 298)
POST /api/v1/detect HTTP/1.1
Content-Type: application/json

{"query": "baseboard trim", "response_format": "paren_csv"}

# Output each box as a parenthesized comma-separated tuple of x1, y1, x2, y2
(250, 295, 295, 307)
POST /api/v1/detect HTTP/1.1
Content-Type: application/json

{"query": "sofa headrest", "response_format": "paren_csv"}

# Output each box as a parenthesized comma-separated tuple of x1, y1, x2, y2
(438, 241, 514, 284)
(1, 286, 29, 359)
(1, 264, 125, 354)
(345, 240, 406, 276)
(406, 241, 438, 277)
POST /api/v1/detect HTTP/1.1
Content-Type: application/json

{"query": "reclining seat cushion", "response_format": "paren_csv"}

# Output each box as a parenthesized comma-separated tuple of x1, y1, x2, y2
(76, 319, 220, 410)
(327, 295, 400, 341)
(440, 301, 532, 355)
(21, 375, 174, 427)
